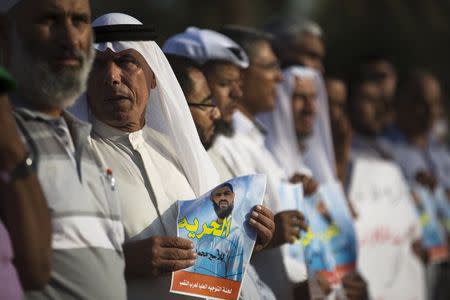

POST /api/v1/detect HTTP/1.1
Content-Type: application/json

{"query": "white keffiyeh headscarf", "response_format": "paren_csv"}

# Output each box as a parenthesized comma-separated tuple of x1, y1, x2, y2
(258, 66, 315, 178)
(70, 13, 220, 196)
(259, 66, 337, 183)
(302, 68, 337, 184)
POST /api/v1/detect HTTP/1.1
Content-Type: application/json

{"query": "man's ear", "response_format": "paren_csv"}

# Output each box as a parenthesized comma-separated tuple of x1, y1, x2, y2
(150, 72, 156, 89)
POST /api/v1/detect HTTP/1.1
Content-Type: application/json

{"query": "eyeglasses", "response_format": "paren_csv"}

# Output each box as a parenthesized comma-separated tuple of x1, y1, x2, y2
(187, 97, 217, 113)
(252, 60, 281, 72)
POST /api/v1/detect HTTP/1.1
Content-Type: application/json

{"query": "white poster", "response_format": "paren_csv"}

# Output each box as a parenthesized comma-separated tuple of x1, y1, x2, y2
(348, 158, 426, 300)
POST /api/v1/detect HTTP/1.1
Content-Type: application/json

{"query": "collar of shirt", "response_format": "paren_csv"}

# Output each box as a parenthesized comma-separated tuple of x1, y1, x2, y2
(92, 117, 146, 151)
(232, 110, 268, 147)
(11, 96, 91, 152)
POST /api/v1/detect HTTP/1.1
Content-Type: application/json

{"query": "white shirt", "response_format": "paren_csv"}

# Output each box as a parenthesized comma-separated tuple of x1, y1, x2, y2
(231, 110, 299, 300)
(232, 111, 287, 212)
(208, 134, 276, 300)
(89, 119, 197, 300)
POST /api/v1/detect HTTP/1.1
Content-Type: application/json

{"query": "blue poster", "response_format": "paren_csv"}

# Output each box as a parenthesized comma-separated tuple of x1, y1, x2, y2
(317, 182, 358, 274)
(435, 188, 450, 234)
(278, 182, 339, 284)
(413, 185, 449, 263)
(171, 175, 266, 300)
(278, 183, 308, 283)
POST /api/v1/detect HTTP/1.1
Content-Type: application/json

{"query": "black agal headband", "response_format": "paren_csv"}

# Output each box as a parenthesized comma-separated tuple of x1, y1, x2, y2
(94, 24, 157, 43)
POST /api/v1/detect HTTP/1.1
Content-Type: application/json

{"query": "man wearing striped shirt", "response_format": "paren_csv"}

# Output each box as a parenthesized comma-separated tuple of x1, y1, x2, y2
(0, 1, 127, 299)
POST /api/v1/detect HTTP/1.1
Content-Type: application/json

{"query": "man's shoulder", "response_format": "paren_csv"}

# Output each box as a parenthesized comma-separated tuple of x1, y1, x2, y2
(143, 127, 177, 156)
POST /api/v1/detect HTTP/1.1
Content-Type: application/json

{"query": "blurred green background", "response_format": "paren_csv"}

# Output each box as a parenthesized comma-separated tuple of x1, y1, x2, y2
(91, 0, 450, 103)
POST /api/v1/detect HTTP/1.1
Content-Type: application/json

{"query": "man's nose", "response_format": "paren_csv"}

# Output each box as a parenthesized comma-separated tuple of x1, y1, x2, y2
(317, 62, 325, 75)
(210, 106, 221, 121)
(230, 82, 243, 99)
(274, 69, 283, 83)
(58, 19, 82, 50)
(104, 62, 122, 86)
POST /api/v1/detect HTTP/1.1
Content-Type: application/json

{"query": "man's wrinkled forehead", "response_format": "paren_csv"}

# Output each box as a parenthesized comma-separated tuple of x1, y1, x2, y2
(294, 76, 316, 91)
(95, 48, 151, 70)
(5, 0, 91, 18)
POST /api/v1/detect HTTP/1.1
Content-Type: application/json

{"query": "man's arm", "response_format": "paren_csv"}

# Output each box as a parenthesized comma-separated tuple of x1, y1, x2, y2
(0, 95, 52, 290)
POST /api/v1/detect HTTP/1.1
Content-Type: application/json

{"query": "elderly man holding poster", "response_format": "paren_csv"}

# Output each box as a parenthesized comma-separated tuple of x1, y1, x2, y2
(70, 12, 217, 300)
(72, 13, 274, 300)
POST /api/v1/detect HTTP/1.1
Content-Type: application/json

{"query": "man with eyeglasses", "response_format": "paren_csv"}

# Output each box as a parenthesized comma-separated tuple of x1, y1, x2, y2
(181, 66, 221, 150)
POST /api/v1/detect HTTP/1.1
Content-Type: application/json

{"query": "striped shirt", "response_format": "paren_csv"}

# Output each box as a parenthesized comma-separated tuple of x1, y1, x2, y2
(13, 104, 126, 300)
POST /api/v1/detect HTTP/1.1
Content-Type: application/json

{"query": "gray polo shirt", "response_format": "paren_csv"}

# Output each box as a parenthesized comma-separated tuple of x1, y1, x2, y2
(13, 105, 126, 300)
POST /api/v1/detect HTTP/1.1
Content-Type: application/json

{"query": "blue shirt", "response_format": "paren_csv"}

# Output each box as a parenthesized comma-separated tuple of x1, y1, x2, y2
(190, 224, 244, 281)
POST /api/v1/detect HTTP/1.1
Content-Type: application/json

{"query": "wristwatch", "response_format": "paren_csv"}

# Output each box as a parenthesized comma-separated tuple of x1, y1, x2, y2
(0, 154, 34, 184)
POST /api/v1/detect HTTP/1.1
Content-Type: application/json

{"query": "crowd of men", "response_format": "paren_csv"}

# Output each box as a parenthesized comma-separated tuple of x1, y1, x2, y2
(1, 0, 449, 300)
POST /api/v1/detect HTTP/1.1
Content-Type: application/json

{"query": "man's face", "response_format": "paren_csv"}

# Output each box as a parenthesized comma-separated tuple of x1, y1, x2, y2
(292, 77, 318, 139)
(211, 186, 235, 219)
(3, 0, 94, 109)
(242, 41, 282, 115)
(204, 62, 242, 124)
(289, 33, 325, 74)
(326, 78, 352, 152)
(87, 48, 156, 131)
(187, 68, 221, 148)
(364, 60, 397, 101)
(326, 78, 347, 121)
(421, 75, 441, 126)
(402, 75, 442, 135)
(350, 82, 384, 135)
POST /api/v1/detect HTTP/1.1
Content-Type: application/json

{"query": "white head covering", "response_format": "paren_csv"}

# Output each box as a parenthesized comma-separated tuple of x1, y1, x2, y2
(259, 66, 337, 183)
(0, 0, 19, 13)
(70, 13, 219, 196)
(162, 27, 249, 68)
(302, 68, 337, 184)
(258, 66, 315, 178)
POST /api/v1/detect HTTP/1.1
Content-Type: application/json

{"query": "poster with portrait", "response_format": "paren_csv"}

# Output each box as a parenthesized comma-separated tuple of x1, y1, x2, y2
(317, 181, 358, 279)
(278, 181, 357, 287)
(278, 182, 308, 283)
(412, 185, 449, 263)
(170, 174, 266, 300)
(435, 187, 450, 234)
(302, 192, 341, 287)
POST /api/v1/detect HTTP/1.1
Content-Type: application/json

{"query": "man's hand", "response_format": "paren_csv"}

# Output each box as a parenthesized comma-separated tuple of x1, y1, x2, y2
(411, 239, 429, 264)
(415, 171, 437, 191)
(270, 210, 307, 248)
(342, 271, 369, 300)
(248, 205, 275, 252)
(289, 173, 318, 196)
(316, 272, 332, 296)
(123, 236, 196, 278)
